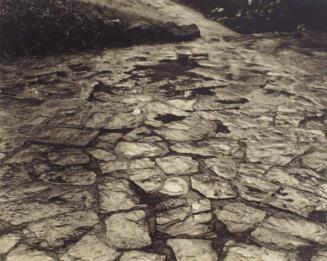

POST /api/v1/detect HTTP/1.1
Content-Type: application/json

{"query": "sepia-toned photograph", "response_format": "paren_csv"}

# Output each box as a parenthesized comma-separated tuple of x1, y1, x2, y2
(0, 0, 326, 260)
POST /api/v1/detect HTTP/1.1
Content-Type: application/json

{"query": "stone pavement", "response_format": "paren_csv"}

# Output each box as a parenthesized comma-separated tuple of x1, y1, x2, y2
(1, 1, 327, 260)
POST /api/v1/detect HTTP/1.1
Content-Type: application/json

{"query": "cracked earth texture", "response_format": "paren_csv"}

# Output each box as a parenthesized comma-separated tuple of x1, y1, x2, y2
(1, 0, 327, 260)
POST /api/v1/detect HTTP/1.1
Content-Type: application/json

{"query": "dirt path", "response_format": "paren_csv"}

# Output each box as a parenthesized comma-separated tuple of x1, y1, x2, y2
(0, 1, 327, 261)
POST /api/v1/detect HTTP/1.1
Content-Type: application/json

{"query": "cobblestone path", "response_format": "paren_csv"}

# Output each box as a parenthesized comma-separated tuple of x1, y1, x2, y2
(1, 1, 327, 260)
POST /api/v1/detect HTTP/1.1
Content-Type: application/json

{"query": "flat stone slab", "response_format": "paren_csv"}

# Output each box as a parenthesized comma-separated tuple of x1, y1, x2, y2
(215, 203, 266, 233)
(34, 127, 99, 146)
(155, 156, 198, 175)
(105, 210, 152, 249)
(23, 211, 99, 249)
(119, 250, 165, 261)
(60, 235, 120, 261)
(48, 148, 89, 166)
(6, 245, 55, 261)
(167, 239, 218, 261)
(114, 142, 169, 158)
(191, 173, 237, 199)
(224, 242, 299, 261)
(99, 178, 144, 213)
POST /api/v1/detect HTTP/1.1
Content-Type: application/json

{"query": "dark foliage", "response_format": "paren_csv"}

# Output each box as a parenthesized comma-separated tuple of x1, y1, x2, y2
(0, 0, 201, 57)
(0, 0, 131, 56)
(176, 0, 327, 33)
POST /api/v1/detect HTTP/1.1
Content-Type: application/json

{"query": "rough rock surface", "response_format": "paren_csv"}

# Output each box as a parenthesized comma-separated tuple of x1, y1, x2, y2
(1, 0, 327, 259)
(105, 210, 152, 249)
(167, 239, 218, 261)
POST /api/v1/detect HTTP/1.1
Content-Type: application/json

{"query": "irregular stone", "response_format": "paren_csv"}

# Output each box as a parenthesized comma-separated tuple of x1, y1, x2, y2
(40, 167, 97, 186)
(98, 132, 123, 146)
(87, 148, 117, 161)
(60, 235, 120, 261)
(105, 210, 151, 249)
(0, 234, 20, 255)
(246, 139, 310, 165)
(223, 242, 299, 261)
(48, 148, 89, 166)
(0, 183, 48, 203)
(204, 156, 237, 179)
(123, 127, 154, 141)
(167, 99, 197, 111)
(99, 178, 144, 213)
(144, 101, 189, 122)
(23, 211, 99, 249)
(256, 215, 327, 246)
(215, 203, 266, 233)
(264, 167, 327, 198)
(191, 173, 237, 199)
(235, 173, 280, 202)
(119, 250, 165, 261)
(100, 158, 155, 173)
(171, 139, 239, 156)
(114, 142, 168, 158)
(251, 227, 311, 251)
(154, 116, 216, 141)
(160, 177, 189, 196)
(167, 239, 218, 261)
(302, 149, 327, 173)
(0, 201, 77, 226)
(156, 156, 198, 175)
(6, 245, 55, 261)
(129, 168, 164, 193)
(86, 112, 144, 130)
(312, 250, 327, 261)
(0, 165, 31, 187)
(267, 186, 327, 217)
(34, 127, 99, 146)
(156, 198, 213, 237)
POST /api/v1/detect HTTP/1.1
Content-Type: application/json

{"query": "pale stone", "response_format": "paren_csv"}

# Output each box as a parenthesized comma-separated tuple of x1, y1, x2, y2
(154, 117, 216, 141)
(114, 142, 168, 158)
(302, 150, 327, 172)
(171, 139, 239, 156)
(215, 203, 266, 233)
(86, 112, 144, 130)
(235, 174, 280, 202)
(130, 168, 164, 193)
(100, 158, 155, 173)
(204, 156, 237, 179)
(257, 215, 327, 246)
(35, 127, 99, 146)
(60, 235, 120, 261)
(167, 239, 218, 261)
(0, 234, 20, 255)
(267, 186, 327, 217)
(223, 242, 299, 261)
(6, 245, 55, 261)
(160, 177, 189, 196)
(99, 178, 144, 213)
(87, 148, 117, 161)
(105, 210, 151, 249)
(23, 211, 99, 249)
(48, 148, 89, 165)
(251, 227, 311, 251)
(119, 250, 165, 261)
(0, 183, 48, 203)
(156, 156, 198, 175)
(191, 173, 237, 199)
(156, 198, 213, 237)
(40, 167, 97, 186)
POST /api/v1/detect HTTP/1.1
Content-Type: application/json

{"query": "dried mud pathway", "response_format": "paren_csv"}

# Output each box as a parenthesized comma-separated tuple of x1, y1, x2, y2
(1, 0, 327, 260)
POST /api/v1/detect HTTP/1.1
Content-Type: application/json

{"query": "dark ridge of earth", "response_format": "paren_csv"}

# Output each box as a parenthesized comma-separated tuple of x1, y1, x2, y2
(0, 0, 200, 57)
